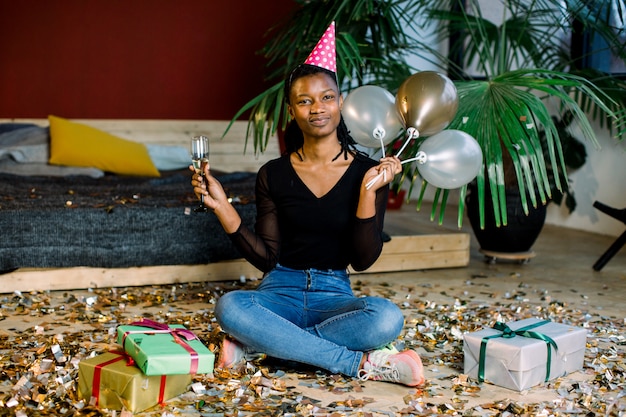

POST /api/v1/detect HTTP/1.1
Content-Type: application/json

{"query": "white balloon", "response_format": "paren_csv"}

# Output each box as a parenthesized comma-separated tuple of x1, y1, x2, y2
(342, 85, 405, 148)
(415, 130, 483, 189)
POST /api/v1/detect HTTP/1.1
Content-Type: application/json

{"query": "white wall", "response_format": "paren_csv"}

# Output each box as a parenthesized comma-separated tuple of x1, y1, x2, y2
(546, 121, 626, 237)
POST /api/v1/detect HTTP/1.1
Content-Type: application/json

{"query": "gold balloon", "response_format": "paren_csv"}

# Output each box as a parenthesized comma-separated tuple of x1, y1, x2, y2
(395, 71, 459, 137)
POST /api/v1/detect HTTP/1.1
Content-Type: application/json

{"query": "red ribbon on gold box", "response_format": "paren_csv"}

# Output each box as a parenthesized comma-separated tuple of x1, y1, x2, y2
(78, 351, 191, 412)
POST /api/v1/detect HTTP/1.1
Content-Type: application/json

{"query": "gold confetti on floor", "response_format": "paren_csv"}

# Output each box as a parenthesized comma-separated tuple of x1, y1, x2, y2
(1, 263, 624, 417)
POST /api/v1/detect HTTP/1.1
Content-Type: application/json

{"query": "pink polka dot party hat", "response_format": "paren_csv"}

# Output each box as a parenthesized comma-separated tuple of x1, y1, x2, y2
(304, 21, 336, 73)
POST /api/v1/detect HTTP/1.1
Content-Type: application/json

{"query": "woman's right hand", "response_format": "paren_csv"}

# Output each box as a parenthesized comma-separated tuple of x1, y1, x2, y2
(189, 163, 228, 211)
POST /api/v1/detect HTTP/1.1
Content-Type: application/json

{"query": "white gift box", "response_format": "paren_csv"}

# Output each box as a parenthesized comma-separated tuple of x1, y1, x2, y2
(463, 318, 587, 391)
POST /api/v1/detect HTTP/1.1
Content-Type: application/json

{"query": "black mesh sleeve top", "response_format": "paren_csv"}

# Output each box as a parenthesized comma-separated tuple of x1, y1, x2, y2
(227, 152, 388, 273)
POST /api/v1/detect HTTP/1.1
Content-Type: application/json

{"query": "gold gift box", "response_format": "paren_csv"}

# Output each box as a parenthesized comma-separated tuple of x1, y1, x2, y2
(78, 351, 192, 412)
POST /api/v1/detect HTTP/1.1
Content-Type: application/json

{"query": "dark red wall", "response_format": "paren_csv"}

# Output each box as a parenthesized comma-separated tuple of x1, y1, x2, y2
(0, 1, 296, 120)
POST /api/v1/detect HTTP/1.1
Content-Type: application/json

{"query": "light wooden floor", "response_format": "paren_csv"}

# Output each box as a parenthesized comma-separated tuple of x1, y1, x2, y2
(384, 201, 625, 321)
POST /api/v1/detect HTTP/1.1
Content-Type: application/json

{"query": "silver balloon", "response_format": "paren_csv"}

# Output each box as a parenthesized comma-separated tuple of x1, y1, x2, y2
(415, 129, 483, 189)
(342, 85, 405, 148)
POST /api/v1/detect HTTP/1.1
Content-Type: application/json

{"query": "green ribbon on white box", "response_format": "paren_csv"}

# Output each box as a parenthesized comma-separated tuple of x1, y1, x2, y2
(478, 320, 558, 383)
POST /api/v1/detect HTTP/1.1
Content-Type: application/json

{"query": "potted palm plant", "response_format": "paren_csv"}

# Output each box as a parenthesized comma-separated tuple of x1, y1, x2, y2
(400, 0, 626, 257)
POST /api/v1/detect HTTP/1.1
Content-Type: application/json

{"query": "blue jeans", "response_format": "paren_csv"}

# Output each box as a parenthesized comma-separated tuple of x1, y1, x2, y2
(214, 264, 405, 377)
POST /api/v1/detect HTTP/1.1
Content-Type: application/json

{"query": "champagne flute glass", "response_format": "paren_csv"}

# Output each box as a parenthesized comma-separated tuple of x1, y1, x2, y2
(191, 135, 210, 213)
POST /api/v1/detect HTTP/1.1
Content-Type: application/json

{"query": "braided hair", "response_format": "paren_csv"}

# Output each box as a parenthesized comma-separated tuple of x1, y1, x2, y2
(283, 64, 360, 161)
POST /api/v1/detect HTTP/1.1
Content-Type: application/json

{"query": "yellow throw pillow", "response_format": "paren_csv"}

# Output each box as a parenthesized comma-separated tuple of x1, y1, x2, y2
(48, 115, 160, 177)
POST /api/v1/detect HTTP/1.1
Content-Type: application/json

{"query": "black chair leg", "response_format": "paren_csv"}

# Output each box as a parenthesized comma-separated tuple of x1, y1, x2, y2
(593, 230, 626, 271)
(593, 201, 626, 224)
(592, 201, 626, 271)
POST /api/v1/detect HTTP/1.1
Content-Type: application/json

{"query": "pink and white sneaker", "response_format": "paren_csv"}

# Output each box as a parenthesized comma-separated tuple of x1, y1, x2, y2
(358, 346, 425, 387)
(216, 337, 266, 372)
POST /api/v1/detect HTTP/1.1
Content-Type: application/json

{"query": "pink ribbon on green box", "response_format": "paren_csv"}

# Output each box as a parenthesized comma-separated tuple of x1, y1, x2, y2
(478, 320, 558, 383)
(122, 318, 200, 374)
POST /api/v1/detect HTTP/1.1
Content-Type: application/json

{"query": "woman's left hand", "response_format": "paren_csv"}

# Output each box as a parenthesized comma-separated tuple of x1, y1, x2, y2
(363, 156, 402, 191)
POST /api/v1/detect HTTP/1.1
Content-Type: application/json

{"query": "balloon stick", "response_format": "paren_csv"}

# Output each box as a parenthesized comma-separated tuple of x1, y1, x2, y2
(373, 128, 386, 157)
(401, 151, 427, 165)
(395, 127, 419, 157)
(365, 127, 420, 190)
(366, 170, 385, 190)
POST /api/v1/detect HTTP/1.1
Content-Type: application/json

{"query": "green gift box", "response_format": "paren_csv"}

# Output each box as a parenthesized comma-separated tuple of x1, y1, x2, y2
(78, 351, 192, 412)
(117, 319, 214, 376)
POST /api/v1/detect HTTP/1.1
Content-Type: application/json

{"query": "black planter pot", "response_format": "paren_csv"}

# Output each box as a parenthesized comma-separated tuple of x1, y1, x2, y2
(466, 187, 547, 254)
